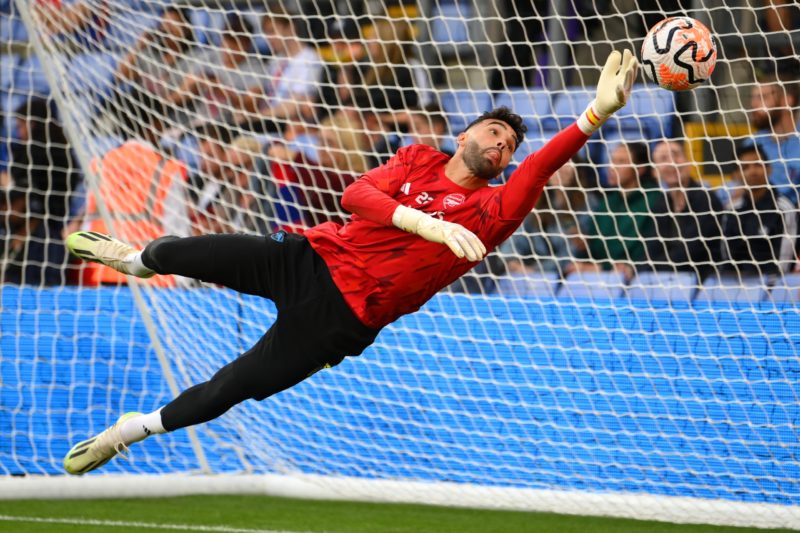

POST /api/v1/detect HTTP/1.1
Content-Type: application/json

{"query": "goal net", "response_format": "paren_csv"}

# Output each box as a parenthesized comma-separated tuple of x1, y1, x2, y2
(1, 0, 799, 529)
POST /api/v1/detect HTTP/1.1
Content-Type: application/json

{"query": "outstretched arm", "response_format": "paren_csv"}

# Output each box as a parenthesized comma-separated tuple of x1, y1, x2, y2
(498, 50, 639, 221)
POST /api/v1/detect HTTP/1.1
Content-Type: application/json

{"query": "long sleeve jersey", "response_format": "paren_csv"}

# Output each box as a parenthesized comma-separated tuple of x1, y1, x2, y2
(306, 123, 588, 328)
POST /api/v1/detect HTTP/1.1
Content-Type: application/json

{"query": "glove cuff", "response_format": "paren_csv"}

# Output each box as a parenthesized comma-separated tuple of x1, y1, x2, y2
(576, 100, 609, 135)
(392, 204, 427, 234)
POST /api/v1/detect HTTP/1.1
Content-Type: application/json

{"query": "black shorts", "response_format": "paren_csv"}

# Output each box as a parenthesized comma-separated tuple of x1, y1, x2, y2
(143, 231, 380, 401)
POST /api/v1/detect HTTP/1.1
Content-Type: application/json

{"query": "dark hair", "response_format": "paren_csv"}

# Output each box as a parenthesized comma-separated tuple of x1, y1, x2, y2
(420, 103, 448, 131)
(114, 88, 166, 140)
(736, 140, 768, 161)
(194, 121, 233, 146)
(615, 141, 653, 182)
(14, 97, 68, 145)
(223, 13, 254, 38)
(160, 6, 195, 50)
(463, 107, 527, 150)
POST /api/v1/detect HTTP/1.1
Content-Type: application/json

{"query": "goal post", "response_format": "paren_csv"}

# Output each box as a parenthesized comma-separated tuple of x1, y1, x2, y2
(1, 0, 799, 530)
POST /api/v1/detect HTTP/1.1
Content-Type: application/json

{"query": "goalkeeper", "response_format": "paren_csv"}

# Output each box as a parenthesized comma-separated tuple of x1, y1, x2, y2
(63, 51, 638, 475)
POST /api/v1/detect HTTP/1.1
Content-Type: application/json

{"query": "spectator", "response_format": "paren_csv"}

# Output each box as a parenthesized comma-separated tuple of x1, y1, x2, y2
(644, 140, 724, 280)
(33, 0, 111, 48)
(748, 73, 800, 202)
(321, 17, 423, 122)
(169, 14, 266, 127)
(186, 122, 234, 203)
(497, 159, 594, 277)
(1, 98, 79, 285)
(267, 112, 369, 227)
(254, 7, 324, 133)
(64, 90, 191, 286)
(719, 142, 798, 277)
(315, 17, 365, 121)
(408, 104, 453, 155)
(757, 0, 800, 76)
(567, 142, 664, 278)
(194, 135, 270, 236)
(113, 7, 195, 101)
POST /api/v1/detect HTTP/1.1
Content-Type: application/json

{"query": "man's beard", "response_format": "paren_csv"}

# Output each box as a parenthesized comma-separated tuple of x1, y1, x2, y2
(751, 108, 782, 130)
(462, 140, 501, 180)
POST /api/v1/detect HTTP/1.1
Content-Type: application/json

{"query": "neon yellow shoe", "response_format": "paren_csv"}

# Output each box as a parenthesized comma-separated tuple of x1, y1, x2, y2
(65, 231, 154, 278)
(63, 412, 143, 475)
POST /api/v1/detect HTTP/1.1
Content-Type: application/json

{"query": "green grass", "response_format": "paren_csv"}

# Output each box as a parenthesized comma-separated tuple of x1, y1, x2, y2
(0, 495, 794, 533)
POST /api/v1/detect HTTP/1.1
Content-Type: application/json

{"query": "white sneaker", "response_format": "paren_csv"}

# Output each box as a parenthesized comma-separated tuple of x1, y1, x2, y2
(66, 231, 154, 278)
(63, 412, 143, 475)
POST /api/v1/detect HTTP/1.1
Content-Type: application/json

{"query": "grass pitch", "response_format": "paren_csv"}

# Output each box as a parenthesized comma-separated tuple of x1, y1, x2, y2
(0, 495, 795, 533)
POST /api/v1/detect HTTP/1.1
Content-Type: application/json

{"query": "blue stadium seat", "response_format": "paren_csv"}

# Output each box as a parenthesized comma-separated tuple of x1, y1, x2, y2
(492, 89, 554, 137)
(551, 87, 595, 130)
(68, 52, 118, 99)
(431, 1, 472, 44)
(495, 272, 560, 298)
(627, 271, 698, 303)
(14, 54, 50, 97)
(67, 52, 118, 126)
(608, 84, 675, 140)
(695, 275, 767, 303)
(0, 53, 19, 140)
(0, 4, 28, 44)
(560, 271, 626, 300)
(440, 90, 493, 135)
(766, 273, 800, 304)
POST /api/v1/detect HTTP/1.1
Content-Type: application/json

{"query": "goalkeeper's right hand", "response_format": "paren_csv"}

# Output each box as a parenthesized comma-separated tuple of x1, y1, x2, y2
(392, 205, 486, 262)
(577, 49, 639, 135)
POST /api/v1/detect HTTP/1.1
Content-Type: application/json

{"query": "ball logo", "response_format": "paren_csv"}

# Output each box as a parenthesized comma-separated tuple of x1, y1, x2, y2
(443, 193, 465, 209)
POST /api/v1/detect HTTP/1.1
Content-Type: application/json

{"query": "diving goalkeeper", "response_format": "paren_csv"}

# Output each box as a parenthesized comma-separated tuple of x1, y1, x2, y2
(63, 50, 638, 475)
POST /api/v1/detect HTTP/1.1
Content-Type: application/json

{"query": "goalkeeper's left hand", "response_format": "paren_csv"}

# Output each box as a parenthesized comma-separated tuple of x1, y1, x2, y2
(577, 49, 639, 135)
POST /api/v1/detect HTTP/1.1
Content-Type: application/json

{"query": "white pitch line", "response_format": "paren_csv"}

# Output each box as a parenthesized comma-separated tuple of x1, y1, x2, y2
(0, 514, 310, 533)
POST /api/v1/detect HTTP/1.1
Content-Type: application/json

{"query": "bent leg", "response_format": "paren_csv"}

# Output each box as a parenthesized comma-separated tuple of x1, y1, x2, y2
(159, 325, 323, 431)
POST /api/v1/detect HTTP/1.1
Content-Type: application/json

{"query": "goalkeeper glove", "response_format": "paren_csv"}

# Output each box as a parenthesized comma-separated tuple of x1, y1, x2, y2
(577, 49, 639, 135)
(392, 205, 486, 262)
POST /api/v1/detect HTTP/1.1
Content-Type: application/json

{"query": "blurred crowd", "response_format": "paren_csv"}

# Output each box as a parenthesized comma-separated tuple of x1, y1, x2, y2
(0, 0, 798, 294)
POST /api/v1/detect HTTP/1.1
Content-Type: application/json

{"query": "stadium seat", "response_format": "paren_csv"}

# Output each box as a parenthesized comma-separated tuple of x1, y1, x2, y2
(66, 53, 118, 127)
(14, 54, 50, 97)
(551, 87, 595, 130)
(440, 90, 493, 135)
(495, 272, 560, 298)
(560, 271, 626, 300)
(627, 271, 698, 303)
(694, 275, 767, 303)
(68, 52, 118, 99)
(0, 53, 19, 140)
(766, 273, 800, 304)
(607, 84, 675, 140)
(431, 1, 472, 44)
(492, 89, 554, 137)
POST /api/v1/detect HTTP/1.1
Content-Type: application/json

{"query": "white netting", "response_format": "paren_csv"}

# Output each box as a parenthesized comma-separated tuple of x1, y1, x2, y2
(1, 0, 799, 528)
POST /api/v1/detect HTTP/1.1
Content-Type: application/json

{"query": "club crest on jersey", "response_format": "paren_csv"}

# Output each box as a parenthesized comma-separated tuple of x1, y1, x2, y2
(443, 193, 466, 209)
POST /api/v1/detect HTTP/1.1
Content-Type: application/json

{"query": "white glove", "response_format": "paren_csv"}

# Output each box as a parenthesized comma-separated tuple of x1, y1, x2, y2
(392, 205, 486, 262)
(577, 49, 639, 135)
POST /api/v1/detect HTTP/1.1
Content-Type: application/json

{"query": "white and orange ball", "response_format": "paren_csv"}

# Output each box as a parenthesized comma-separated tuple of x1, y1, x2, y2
(641, 16, 717, 91)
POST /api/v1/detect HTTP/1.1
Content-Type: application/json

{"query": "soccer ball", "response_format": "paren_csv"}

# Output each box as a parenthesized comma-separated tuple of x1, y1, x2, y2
(641, 16, 717, 91)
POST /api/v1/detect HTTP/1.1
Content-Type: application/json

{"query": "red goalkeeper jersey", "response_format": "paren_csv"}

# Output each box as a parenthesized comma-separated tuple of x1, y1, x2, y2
(305, 123, 588, 329)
